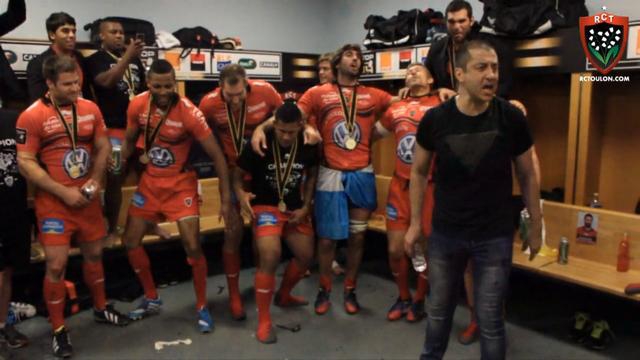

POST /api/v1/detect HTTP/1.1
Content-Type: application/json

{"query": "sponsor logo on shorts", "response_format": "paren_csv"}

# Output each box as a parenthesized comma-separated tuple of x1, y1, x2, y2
(132, 192, 146, 207)
(386, 205, 398, 221)
(396, 133, 416, 164)
(184, 197, 193, 207)
(256, 212, 278, 226)
(148, 146, 175, 168)
(42, 218, 64, 234)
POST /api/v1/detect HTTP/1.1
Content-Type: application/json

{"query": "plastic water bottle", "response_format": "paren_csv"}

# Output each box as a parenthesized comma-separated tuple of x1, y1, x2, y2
(412, 243, 427, 272)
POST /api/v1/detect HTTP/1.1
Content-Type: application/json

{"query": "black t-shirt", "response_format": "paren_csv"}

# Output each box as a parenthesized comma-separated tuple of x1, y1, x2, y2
(86, 50, 146, 129)
(237, 129, 319, 210)
(0, 109, 27, 218)
(417, 97, 533, 239)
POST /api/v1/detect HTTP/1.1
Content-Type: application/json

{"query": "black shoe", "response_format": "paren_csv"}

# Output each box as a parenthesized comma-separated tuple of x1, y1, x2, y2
(94, 304, 130, 326)
(0, 324, 28, 348)
(569, 312, 592, 343)
(314, 289, 331, 315)
(587, 320, 615, 350)
(343, 289, 361, 315)
(406, 300, 426, 323)
(52, 326, 72, 358)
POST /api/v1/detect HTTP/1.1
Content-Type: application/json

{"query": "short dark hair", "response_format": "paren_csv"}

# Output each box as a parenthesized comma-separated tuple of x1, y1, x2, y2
(147, 59, 175, 79)
(585, 213, 593, 219)
(331, 44, 363, 77)
(99, 19, 122, 33)
(46, 12, 75, 37)
(220, 64, 246, 86)
(42, 55, 78, 82)
(275, 100, 302, 124)
(454, 39, 496, 70)
(445, 0, 473, 18)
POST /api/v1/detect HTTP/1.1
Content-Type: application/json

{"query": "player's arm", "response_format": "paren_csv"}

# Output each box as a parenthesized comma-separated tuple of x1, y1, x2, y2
(231, 162, 255, 219)
(89, 134, 111, 188)
(93, 40, 144, 88)
(302, 164, 318, 212)
(120, 124, 140, 163)
(198, 134, 231, 206)
(404, 143, 433, 257)
(514, 147, 542, 261)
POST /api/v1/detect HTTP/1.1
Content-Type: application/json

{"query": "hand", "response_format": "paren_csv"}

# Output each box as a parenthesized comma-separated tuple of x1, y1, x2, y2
(437, 88, 457, 102)
(404, 224, 422, 258)
(303, 125, 322, 146)
(288, 206, 309, 225)
(81, 178, 101, 199)
(397, 87, 410, 99)
(526, 218, 542, 261)
(61, 187, 90, 208)
(251, 125, 267, 157)
(509, 99, 528, 116)
(238, 191, 256, 219)
(123, 38, 144, 62)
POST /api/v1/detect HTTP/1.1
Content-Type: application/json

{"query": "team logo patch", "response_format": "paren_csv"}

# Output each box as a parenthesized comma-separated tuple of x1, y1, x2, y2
(148, 146, 175, 168)
(332, 121, 362, 150)
(42, 218, 64, 234)
(62, 148, 90, 179)
(15, 128, 26, 144)
(132, 192, 146, 207)
(256, 212, 278, 226)
(579, 7, 628, 75)
(396, 133, 416, 164)
(386, 205, 398, 221)
(184, 197, 193, 207)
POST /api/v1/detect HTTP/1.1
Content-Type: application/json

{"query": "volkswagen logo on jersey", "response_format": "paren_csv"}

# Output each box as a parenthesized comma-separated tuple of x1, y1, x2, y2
(62, 148, 90, 179)
(332, 121, 362, 150)
(148, 146, 175, 168)
(397, 133, 416, 164)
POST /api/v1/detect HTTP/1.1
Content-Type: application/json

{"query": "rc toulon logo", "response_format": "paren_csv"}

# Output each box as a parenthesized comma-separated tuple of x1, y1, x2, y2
(579, 7, 628, 75)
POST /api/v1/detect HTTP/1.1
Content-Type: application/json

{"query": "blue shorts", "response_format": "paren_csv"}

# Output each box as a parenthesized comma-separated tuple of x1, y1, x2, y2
(314, 165, 376, 240)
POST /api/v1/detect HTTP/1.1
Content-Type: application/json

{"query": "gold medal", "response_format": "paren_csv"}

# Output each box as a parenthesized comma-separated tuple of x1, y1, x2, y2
(272, 136, 299, 215)
(68, 164, 80, 179)
(139, 153, 150, 164)
(278, 201, 287, 213)
(344, 137, 357, 150)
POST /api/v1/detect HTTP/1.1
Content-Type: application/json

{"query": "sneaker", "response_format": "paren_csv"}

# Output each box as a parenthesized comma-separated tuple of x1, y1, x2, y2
(458, 320, 479, 345)
(387, 298, 411, 321)
(274, 292, 308, 307)
(314, 289, 331, 315)
(9, 302, 36, 320)
(52, 326, 72, 358)
(569, 312, 593, 344)
(197, 307, 214, 333)
(94, 304, 130, 326)
(587, 320, 615, 350)
(406, 300, 426, 323)
(0, 324, 28, 348)
(343, 289, 361, 315)
(128, 297, 163, 320)
(256, 325, 277, 344)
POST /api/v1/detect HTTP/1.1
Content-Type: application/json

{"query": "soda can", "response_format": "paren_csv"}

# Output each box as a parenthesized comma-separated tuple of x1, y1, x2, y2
(111, 144, 122, 175)
(558, 237, 569, 264)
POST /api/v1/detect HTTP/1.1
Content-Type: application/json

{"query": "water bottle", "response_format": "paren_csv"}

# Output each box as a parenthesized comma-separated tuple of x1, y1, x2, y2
(412, 243, 427, 272)
(589, 192, 602, 208)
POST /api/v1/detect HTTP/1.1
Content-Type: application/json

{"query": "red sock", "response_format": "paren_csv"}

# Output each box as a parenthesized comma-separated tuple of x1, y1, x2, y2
(278, 260, 307, 298)
(319, 274, 332, 292)
(43, 278, 66, 331)
(187, 256, 208, 310)
(414, 270, 429, 302)
(82, 261, 107, 310)
(223, 251, 241, 299)
(255, 271, 275, 337)
(344, 277, 357, 292)
(389, 256, 411, 300)
(127, 247, 158, 299)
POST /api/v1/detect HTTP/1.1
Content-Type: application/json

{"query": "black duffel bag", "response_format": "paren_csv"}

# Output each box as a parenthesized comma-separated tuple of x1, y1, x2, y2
(84, 17, 156, 47)
(363, 9, 430, 49)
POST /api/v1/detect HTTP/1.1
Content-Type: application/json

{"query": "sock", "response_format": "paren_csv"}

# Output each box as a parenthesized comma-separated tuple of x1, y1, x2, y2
(414, 269, 429, 302)
(127, 247, 158, 300)
(223, 251, 241, 300)
(83, 261, 107, 310)
(255, 271, 275, 339)
(43, 278, 66, 331)
(277, 260, 307, 299)
(389, 256, 411, 300)
(187, 256, 208, 310)
(344, 277, 357, 292)
(319, 274, 332, 292)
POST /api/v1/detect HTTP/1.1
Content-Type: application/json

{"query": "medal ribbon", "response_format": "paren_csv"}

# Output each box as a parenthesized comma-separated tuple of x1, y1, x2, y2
(52, 100, 79, 161)
(336, 84, 358, 135)
(225, 101, 247, 156)
(106, 50, 135, 99)
(143, 96, 173, 155)
(272, 136, 299, 206)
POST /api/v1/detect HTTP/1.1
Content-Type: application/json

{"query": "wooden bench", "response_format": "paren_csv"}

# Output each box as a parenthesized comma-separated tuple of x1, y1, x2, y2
(369, 175, 640, 301)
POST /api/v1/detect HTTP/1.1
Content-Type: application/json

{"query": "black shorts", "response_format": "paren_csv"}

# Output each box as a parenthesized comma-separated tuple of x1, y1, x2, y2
(0, 211, 32, 272)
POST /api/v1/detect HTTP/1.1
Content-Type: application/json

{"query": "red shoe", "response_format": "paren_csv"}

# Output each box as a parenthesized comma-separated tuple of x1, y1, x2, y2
(386, 298, 411, 321)
(314, 289, 331, 315)
(458, 320, 479, 345)
(343, 289, 361, 315)
(275, 292, 309, 307)
(256, 323, 277, 344)
(229, 296, 246, 321)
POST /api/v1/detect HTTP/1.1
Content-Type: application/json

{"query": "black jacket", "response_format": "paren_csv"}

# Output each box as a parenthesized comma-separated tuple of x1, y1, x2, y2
(0, 0, 26, 102)
(26, 47, 92, 103)
(424, 23, 513, 98)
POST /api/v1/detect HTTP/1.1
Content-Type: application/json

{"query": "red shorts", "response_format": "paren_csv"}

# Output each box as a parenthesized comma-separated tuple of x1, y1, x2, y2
(35, 192, 106, 246)
(385, 176, 435, 235)
(252, 205, 313, 239)
(128, 171, 199, 222)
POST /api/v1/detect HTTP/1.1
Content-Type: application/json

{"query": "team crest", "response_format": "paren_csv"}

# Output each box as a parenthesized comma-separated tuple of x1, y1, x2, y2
(62, 148, 90, 179)
(580, 7, 628, 75)
(332, 121, 362, 150)
(148, 146, 175, 168)
(397, 134, 416, 164)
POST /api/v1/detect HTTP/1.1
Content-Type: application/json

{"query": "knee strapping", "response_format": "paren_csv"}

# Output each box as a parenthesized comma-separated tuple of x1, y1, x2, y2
(349, 220, 368, 234)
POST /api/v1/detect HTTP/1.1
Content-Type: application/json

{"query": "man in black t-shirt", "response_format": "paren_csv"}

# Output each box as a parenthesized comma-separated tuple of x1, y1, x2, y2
(233, 101, 318, 344)
(405, 40, 541, 360)
(0, 109, 30, 348)
(86, 19, 145, 242)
